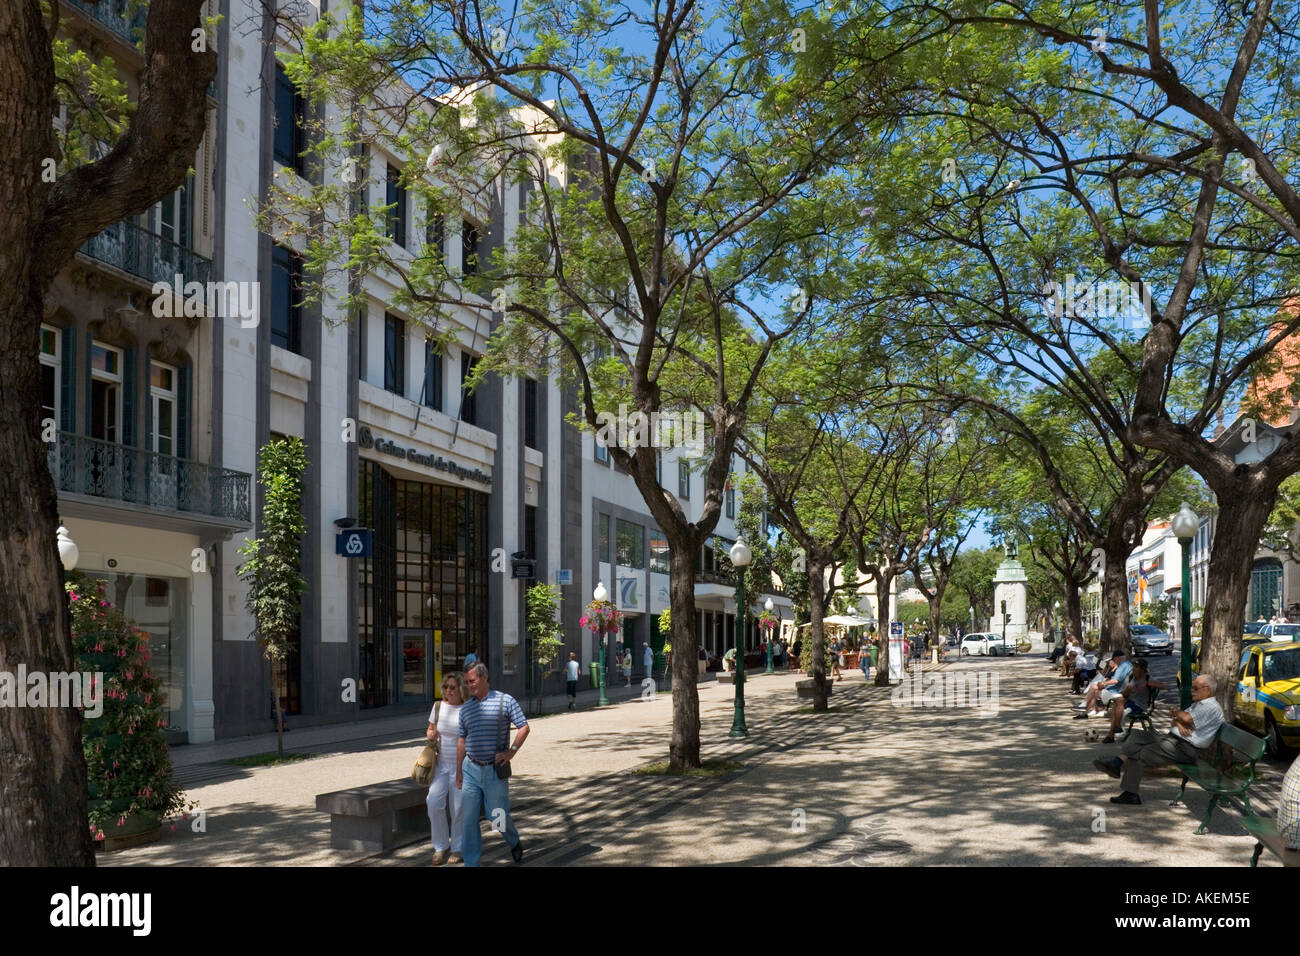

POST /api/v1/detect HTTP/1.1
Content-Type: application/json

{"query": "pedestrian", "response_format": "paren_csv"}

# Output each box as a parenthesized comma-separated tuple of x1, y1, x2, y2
(564, 652, 581, 710)
(622, 647, 632, 685)
(791, 636, 802, 673)
(426, 672, 466, 866)
(868, 638, 879, 678)
(860, 639, 870, 682)
(643, 641, 654, 682)
(698, 645, 708, 676)
(456, 662, 529, 866)
(464, 648, 479, 667)
(829, 636, 841, 680)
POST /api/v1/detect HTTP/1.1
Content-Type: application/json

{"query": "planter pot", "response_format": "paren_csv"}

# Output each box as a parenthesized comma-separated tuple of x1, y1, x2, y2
(95, 812, 162, 852)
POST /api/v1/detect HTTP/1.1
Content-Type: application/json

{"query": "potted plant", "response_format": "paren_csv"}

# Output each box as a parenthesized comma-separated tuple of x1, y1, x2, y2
(69, 576, 194, 850)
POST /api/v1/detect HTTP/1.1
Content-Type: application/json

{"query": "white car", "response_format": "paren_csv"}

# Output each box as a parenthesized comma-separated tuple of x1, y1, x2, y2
(960, 632, 1017, 657)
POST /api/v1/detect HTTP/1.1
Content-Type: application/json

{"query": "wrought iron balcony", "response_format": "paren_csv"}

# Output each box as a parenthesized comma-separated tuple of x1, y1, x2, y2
(80, 219, 212, 287)
(63, 0, 147, 45)
(50, 432, 251, 525)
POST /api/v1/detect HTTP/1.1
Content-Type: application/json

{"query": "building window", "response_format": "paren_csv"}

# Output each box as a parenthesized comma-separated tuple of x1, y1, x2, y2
(422, 338, 441, 410)
(524, 378, 538, 450)
(40, 325, 60, 429)
(273, 64, 307, 176)
(616, 519, 645, 570)
(384, 313, 405, 395)
(725, 479, 735, 519)
(150, 362, 177, 458)
(386, 163, 408, 248)
(270, 243, 303, 354)
(90, 341, 122, 443)
(524, 504, 538, 560)
(649, 528, 669, 574)
(595, 430, 609, 463)
(426, 210, 444, 264)
(155, 176, 191, 248)
(460, 352, 478, 425)
(678, 460, 690, 500)
(461, 219, 480, 276)
(598, 513, 610, 565)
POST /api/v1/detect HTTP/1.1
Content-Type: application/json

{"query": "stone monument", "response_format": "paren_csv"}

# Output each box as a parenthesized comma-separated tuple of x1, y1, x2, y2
(989, 539, 1029, 643)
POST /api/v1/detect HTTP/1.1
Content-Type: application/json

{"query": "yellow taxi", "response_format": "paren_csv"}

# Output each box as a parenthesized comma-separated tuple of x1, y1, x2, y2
(1235, 640, 1300, 756)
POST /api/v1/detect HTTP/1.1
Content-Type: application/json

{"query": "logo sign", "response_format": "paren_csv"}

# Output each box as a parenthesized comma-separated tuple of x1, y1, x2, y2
(890, 621, 904, 638)
(511, 559, 535, 579)
(554, 569, 573, 585)
(335, 529, 372, 558)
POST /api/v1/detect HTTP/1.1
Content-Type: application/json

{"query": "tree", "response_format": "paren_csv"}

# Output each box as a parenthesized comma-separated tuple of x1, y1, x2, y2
(237, 438, 310, 759)
(0, 0, 216, 866)
(268, 1, 903, 767)
(525, 583, 564, 714)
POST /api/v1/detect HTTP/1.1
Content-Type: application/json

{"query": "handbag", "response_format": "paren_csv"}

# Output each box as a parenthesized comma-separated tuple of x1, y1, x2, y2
(411, 702, 440, 786)
(494, 697, 512, 780)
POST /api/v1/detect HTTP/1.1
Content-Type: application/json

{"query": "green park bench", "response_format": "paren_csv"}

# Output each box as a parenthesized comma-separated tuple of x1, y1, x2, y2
(1168, 723, 1266, 834)
(1239, 812, 1300, 867)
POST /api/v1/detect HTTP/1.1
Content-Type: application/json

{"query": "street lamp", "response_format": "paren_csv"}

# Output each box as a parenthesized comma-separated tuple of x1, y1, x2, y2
(764, 597, 775, 674)
(1172, 501, 1199, 709)
(57, 525, 79, 572)
(729, 538, 752, 737)
(1053, 599, 1060, 650)
(593, 581, 610, 707)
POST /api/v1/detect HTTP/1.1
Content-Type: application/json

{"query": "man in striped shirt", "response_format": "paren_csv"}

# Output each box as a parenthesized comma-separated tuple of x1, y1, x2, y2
(456, 662, 530, 866)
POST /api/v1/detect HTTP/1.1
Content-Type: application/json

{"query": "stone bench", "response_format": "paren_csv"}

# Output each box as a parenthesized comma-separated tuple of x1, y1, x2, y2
(316, 778, 429, 853)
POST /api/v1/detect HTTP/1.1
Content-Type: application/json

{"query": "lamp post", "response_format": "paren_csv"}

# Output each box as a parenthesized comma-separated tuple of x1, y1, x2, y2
(729, 538, 752, 737)
(1053, 599, 1060, 651)
(593, 581, 610, 707)
(1172, 502, 1199, 709)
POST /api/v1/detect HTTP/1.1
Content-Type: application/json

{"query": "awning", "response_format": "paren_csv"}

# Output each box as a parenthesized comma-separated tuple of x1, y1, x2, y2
(799, 614, 876, 628)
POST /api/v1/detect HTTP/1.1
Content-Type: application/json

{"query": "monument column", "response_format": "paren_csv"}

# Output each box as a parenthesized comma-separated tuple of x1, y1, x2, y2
(989, 540, 1029, 643)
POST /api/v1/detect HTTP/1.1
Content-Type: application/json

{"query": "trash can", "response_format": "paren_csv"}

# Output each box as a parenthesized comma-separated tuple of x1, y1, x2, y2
(590, 662, 602, 690)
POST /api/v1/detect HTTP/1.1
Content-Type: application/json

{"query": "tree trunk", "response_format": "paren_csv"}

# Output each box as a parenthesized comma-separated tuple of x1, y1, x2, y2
(1203, 487, 1278, 718)
(1099, 546, 1131, 655)
(1063, 579, 1083, 643)
(667, 545, 700, 769)
(273, 659, 285, 760)
(806, 558, 829, 711)
(928, 580, 945, 649)
(874, 569, 895, 685)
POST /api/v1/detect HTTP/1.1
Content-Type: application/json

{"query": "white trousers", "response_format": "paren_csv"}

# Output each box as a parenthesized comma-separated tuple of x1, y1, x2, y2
(427, 763, 464, 852)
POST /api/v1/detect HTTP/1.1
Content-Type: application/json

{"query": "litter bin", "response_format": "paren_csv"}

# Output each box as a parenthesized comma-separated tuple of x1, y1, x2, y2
(590, 661, 602, 691)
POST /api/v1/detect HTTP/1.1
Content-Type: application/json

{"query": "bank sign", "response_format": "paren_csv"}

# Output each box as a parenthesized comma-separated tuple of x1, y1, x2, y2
(358, 425, 492, 488)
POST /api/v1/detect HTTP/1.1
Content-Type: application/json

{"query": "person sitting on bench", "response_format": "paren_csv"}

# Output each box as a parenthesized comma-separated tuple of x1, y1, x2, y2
(1100, 658, 1165, 743)
(1093, 674, 1223, 805)
(1071, 647, 1099, 694)
(1075, 651, 1130, 718)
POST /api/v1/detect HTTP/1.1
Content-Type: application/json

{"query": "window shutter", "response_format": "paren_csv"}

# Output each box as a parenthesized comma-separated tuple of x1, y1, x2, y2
(122, 347, 137, 446)
(83, 330, 94, 436)
(178, 364, 191, 460)
(60, 327, 76, 433)
(144, 354, 153, 451)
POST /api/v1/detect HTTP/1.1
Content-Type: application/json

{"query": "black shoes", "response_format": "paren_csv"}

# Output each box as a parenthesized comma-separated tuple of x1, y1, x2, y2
(1110, 791, 1142, 805)
(1093, 758, 1122, 779)
(511, 839, 524, 864)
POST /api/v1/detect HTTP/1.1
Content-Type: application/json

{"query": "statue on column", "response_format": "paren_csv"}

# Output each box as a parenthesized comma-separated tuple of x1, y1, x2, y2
(1003, 537, 1018, 560)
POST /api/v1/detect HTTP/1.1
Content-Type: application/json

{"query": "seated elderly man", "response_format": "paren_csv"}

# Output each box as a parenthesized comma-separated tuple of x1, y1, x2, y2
(1100, 657, 1166, 744)
(1058, 638, 1081, 677)
(1093, 675, 1224, 804)
(1071, 647, 1100, 694)
(1075, 651, 1130, 719)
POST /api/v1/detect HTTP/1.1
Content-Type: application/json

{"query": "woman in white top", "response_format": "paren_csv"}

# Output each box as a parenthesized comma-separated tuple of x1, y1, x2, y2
(426, 672, 466, 865)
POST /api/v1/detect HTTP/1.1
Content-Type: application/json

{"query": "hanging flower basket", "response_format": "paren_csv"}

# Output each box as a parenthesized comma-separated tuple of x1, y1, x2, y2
(580, 600, 623, 634)
(758, 610, 779, 635)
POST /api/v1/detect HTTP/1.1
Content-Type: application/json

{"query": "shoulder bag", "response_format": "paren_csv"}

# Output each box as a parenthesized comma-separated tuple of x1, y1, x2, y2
(411, 701, 440, 786)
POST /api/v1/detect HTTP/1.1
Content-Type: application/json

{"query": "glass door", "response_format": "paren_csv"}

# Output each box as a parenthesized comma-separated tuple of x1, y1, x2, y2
(394, 627, 433, 702)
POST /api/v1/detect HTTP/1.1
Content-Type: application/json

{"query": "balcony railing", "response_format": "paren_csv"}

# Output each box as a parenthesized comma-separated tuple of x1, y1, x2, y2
(80, 219, 212, 288)
(63, 0, 148, 45)
(50, 432, 251, 525)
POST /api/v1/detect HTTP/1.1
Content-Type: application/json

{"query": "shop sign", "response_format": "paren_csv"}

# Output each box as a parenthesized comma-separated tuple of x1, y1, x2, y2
(358, 425, 492, 487)
(335, 529, 372, 557)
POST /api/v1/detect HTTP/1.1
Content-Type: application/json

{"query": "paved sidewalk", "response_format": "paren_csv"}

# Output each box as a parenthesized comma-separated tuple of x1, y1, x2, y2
(100, 656, 1289, 867)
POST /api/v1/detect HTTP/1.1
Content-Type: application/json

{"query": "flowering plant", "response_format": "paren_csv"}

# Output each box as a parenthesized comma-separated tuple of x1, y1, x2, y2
(68, 576, 195, 842)
(579, 600, 623, 634)
(759, 609, 779, 634)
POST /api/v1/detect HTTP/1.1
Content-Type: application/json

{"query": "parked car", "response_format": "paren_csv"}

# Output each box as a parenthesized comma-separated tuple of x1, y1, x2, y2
(1234, 640, 1300, 756)
(960, 632, 1017, 656)
(1130, 624, 1172, 656)
(1244, 621, 1267, 635)
(1258, 622, 1300, 642)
